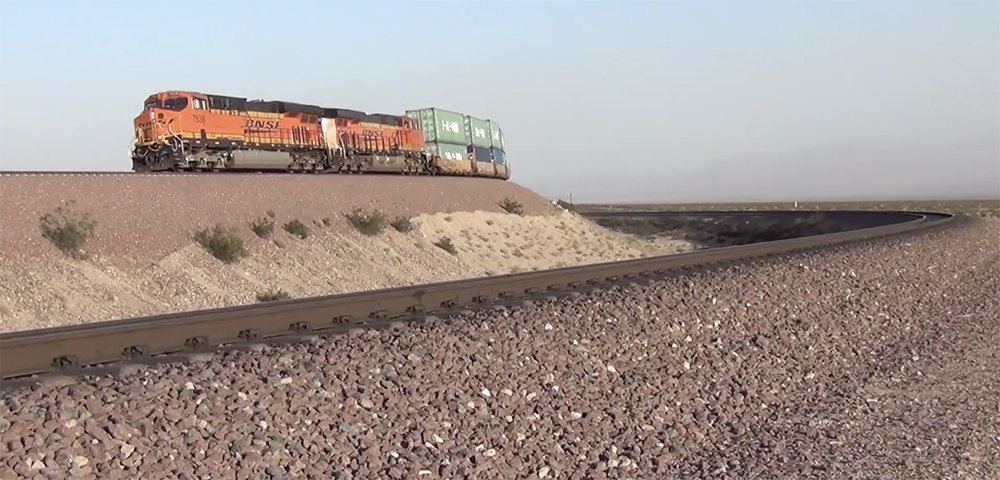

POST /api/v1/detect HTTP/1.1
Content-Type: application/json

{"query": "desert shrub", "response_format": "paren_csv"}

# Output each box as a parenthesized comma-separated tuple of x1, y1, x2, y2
(195, 225, 248, 264)
(434, 237, 458, 255)
(257, 289, 292, 302)
(39, 201, 97, 259)
(283, 219, 310, 239)
(322, 217, 331, 226)
(390, 216, 415, 233)
(250, 211, 276, 238)
(345, 208, 388, 236)
(556, 199, 578, 212)
(499, 197, 524, 215)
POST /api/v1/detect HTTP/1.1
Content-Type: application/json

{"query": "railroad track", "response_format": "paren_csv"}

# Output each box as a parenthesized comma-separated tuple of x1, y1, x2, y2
(0, 210, 958, 390)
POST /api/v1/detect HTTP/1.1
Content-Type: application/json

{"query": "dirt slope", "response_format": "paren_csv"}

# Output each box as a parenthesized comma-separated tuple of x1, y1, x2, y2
(0, 174, 558, 260)
(0, 174, 692, 332)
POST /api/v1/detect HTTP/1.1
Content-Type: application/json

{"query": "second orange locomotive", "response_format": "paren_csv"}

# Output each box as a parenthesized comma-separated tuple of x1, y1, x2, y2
(131, 90, 509, 179)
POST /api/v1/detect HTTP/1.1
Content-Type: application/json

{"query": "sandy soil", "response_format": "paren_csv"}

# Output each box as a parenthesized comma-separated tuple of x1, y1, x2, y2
(0, 174, 692, 332)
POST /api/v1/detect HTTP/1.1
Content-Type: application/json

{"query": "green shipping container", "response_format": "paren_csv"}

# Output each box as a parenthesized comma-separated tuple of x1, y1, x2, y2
(425, 141, 469, 162)
(487, 120, 505, 151)
(405, 108, 467, 145)
(464, 115, 491, 148)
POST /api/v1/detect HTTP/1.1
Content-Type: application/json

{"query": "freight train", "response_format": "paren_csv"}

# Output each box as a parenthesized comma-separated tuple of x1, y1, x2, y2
(130, 90, 510, 180)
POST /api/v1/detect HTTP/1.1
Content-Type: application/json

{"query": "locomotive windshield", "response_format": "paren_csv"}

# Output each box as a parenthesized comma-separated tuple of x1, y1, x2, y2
(162, 97, 188, 111)
(143, 97, 188, 111)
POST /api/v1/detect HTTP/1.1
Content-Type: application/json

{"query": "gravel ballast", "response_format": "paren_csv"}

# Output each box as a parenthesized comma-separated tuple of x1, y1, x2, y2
(2, 218, 997, 480)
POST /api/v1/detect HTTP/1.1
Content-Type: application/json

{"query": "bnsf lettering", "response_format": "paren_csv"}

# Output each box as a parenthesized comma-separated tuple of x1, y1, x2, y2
(244, 119, 281, 129)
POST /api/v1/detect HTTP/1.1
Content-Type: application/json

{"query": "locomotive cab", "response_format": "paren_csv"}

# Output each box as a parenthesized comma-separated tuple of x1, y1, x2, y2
(131, 91, 209, 171)
(133, 91, 193, 146)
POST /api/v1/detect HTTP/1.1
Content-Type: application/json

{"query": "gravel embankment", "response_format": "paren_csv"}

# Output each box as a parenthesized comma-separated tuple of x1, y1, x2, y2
(0, 174, 569, 332)
(0, 174, 557, 260)
(1, 218, 997, 480)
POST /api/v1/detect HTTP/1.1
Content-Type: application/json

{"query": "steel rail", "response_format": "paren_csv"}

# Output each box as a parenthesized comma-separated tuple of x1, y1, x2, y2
(0, 210, 957, 383)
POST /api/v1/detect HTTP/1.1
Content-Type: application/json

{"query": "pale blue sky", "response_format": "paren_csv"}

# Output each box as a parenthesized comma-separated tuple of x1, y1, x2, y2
(1, 0, 997, 203)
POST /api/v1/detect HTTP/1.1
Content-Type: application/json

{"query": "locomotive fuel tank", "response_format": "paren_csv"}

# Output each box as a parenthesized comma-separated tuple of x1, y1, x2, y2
(229, 150, 295, 169)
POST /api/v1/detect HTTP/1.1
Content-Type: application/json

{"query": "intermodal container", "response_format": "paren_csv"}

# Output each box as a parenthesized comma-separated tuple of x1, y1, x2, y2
(490, 148, 506, 165)
(425, 141, 469, 162)
(487, 120, 505, 151)
(405, 108, 467, 146)
(470, 146, 492, 162)
(464, 115, 491, 148)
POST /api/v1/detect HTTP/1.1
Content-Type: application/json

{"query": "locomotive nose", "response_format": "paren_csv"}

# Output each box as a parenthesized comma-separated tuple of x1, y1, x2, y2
(135, 109, 165, 143)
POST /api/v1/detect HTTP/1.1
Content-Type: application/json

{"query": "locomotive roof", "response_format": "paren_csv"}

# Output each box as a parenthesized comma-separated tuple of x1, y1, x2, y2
(155, 91, 405, 122)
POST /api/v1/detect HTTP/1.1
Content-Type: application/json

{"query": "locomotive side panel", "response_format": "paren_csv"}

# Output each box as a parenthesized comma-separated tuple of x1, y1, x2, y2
(132, 91, 330, 172)
(327, 115, 426, 174)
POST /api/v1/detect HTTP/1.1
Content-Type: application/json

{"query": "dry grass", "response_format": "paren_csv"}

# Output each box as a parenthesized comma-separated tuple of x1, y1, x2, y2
(282, 219, 310, 239)
(390, 217, 415, 233)
(39, 201, 97, 260)
(257, 289, 292, 302)
(345, 208, 388, 236)
(433, 237, 458, 255)
(499, 197, 524, 215)
(250, 210, 276, 238)
(194, 225, 249, 264)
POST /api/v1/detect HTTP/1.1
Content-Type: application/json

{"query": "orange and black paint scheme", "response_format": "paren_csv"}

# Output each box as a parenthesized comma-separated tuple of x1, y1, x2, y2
(131, 90, 509, 179)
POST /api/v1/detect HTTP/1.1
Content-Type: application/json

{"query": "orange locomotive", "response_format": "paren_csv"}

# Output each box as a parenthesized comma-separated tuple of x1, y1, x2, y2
(130, 90, 507, 178)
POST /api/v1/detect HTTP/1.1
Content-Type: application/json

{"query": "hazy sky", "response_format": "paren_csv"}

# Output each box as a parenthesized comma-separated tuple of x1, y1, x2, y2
(1, 0, 997, 203)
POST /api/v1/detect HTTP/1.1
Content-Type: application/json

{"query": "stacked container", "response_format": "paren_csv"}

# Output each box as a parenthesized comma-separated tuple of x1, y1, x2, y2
(404, 108, 471, 174)
(486, 119, 508, 178)
(406, 107, 508, 178)
(465, 114, 496, 176)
